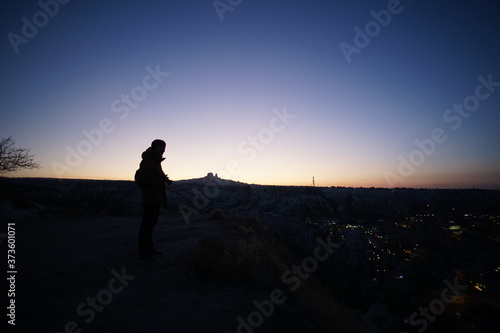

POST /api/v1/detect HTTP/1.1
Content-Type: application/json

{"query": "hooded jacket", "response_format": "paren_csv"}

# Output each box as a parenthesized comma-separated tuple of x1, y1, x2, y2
(138, 147, 168, 206)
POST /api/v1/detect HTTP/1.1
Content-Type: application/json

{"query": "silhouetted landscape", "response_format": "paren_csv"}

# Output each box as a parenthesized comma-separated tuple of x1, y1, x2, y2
(3, 0, 500, 332)
(1, 175, 500, 332)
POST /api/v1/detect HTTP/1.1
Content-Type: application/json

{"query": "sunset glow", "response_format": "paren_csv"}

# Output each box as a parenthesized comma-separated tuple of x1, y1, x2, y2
(2, 0, 499, 188)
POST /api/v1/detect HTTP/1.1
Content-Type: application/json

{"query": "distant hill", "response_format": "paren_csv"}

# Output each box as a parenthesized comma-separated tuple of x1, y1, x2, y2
(1, 175, 499, 222)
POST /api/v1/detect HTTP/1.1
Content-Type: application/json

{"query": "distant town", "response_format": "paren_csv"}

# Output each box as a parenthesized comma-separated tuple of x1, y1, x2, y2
(310, 208, 499, 332)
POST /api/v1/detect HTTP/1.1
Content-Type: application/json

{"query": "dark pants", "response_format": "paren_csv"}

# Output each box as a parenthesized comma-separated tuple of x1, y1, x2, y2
(138, 205, 161, 256)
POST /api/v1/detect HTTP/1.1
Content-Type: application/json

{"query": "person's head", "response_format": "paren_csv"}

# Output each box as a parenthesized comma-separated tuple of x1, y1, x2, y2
(151, 139, 166, 155)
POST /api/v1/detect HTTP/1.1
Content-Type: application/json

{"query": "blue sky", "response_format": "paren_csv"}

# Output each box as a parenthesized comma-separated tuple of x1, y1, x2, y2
(1, 0, 499, 188)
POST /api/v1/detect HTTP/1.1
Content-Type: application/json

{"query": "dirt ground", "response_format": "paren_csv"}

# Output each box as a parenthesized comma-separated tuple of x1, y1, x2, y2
(12, 213, 309, 333)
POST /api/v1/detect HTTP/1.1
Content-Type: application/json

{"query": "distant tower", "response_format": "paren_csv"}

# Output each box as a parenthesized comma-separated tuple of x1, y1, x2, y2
(312, 176, 315, 187)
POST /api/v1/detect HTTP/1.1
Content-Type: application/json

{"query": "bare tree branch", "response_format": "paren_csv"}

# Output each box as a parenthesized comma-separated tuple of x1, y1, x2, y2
(0, 136, 41, 174)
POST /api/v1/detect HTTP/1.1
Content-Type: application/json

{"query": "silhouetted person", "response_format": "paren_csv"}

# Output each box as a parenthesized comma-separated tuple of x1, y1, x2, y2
(135, 139, 172, 263)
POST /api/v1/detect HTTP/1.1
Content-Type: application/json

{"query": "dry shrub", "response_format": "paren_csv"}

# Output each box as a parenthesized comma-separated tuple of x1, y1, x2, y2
(208, 208, 227, 220)
(189, 215, 362, 332)
(188, 236, 246, 283)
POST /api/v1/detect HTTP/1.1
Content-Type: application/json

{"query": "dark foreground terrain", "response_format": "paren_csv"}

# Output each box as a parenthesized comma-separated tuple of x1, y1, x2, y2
(12, 213, 331, 333)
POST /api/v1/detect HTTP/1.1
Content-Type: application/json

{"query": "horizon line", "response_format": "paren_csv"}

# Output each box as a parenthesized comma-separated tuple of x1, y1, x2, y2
(1, 175, 499, 191)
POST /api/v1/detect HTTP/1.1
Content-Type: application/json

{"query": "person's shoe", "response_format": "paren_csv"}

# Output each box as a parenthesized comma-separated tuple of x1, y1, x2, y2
(149, 249, 163, 255)
(139, 255, 159, 263)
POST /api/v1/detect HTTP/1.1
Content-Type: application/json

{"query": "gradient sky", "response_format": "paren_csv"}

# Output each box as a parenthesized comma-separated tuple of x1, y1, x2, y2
(1, 0, 499, 188)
